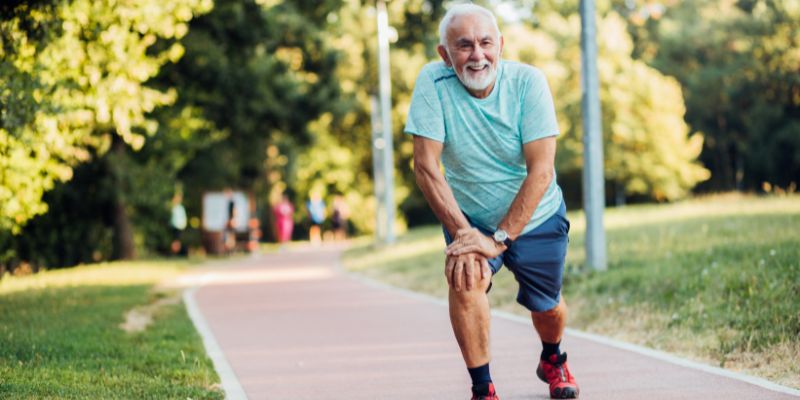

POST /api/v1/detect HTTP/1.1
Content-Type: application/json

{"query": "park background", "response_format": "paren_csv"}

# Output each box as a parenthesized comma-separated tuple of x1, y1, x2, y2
(1, 0, 798, 397)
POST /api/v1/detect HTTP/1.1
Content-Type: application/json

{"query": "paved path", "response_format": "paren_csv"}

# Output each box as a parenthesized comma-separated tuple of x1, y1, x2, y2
(188, 247, 799, 399)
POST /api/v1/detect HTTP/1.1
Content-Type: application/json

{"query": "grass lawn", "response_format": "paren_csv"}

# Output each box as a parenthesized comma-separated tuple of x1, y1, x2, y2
(0, 260, 223, 399)
(343, 194, 800, 389)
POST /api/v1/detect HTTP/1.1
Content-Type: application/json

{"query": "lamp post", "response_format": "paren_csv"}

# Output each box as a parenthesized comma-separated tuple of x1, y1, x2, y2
(375, 0, 396, 244)
(370, 95, 386, 242)
(580, 0, 607, 270)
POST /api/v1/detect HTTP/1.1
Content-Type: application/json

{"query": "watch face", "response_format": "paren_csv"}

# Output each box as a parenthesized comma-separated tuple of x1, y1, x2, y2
(494, 230, 507, 242)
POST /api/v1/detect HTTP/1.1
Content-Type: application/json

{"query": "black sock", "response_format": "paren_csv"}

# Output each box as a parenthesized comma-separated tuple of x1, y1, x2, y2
(541, 341, 561, 361)
(468, 363, 492, 390)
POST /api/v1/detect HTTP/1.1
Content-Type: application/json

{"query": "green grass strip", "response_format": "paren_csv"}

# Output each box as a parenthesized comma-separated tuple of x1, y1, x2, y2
(0, 260, 223, 399)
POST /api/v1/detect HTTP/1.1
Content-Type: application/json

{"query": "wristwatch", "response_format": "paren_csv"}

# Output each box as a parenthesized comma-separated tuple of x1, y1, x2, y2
(493, 229, 513, 247)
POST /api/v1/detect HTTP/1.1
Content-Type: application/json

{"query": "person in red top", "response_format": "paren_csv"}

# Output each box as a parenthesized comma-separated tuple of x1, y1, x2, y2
(272, 193, 295, 245)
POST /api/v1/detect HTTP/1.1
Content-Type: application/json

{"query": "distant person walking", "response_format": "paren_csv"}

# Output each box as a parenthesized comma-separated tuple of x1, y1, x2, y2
(170, 192, 188, 255)
(406, 4, 577, 399)
(224, 188, 238, 252)
(272, 194, 295, 245)
(331, 195, 350, 241)
(306, 191, 326, 244)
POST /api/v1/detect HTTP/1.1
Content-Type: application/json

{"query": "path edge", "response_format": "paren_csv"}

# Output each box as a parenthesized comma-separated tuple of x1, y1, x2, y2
(183, 286, 248, 400)
(344, 268, 800, 398)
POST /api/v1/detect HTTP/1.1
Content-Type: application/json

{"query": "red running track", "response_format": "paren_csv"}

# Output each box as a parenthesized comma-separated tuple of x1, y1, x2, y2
(190, 247, 799, 400)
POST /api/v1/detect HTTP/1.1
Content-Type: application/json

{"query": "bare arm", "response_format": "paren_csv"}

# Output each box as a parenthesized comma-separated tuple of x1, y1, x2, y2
(413, 135, 470, 237)
(496, 136, 557, 239)
(413, 135, 491, 290)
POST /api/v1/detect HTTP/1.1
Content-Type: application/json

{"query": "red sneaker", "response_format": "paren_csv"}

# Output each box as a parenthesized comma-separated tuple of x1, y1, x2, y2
(537, 353, 579, 399)
(471, 382, 500, 400)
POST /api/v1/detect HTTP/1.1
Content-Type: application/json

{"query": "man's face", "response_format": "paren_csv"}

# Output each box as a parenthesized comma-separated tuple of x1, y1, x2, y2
(437, 13, 503, 98)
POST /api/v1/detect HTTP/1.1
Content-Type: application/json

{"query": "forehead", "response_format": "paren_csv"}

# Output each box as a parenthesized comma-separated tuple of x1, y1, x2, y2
(446, 13, 498, 43)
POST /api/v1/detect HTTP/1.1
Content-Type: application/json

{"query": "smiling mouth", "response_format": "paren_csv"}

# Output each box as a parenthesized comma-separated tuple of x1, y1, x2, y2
(467, 65, 488, 73)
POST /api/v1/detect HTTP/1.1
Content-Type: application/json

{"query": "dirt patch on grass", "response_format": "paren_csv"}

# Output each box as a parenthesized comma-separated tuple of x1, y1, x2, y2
(119, 291, 182, 333)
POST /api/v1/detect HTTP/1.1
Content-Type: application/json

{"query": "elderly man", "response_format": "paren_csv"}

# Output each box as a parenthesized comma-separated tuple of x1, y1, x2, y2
(405, 4, 579, 400)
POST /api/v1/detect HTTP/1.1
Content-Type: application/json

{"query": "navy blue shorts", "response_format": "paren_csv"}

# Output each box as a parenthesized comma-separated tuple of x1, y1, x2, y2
(443, 200, 570, 312)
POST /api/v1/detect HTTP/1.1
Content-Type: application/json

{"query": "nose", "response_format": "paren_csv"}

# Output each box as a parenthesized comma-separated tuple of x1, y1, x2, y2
(469, 40, 485, 61)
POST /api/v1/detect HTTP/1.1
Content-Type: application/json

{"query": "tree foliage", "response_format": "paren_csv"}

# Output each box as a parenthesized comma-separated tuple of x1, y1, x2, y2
(3, 0, 794, 270)
(504, 8, 709, 202)
(153, 0, 347, 242)
(3, 0, 350, 267)
(0, 0, 211, 234)
(624, 0, 800, 191)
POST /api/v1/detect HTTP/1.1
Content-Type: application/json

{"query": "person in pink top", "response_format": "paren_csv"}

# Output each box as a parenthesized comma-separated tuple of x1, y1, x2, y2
(272, 194, 295, 244)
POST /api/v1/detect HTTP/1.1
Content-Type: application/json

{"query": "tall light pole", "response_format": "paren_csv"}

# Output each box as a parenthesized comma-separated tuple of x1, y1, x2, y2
(580, 0, 607, 270)
(369, 95, 386, 242)
(376, 0, 396, 244)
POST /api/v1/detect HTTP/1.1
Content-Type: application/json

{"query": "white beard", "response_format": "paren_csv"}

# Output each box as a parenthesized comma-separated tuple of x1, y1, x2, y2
(455, 59, 497, 92)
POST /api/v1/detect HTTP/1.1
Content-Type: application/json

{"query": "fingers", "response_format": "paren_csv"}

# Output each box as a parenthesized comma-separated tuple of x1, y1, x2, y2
(445, 256, 455, 288)
(454, 257, 465, 291)
(445, 239, 478, 255)
(445, 238, 470, 254)
(481, 257, 490, 280)
(465, 254, 474, 291)
(448, 251, 492, 292)
(446, 229, 500, 258)
(450, 244, 481, 256)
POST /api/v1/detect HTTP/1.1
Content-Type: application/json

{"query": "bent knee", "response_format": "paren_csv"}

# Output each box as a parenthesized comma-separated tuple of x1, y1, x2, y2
(533, 298, 567, 318)
(448, 276, 491, 298)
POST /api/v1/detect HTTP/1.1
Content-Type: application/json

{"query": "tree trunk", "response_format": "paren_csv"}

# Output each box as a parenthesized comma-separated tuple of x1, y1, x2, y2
(111, 136, 136, 260)
(615, 181, 626, 207)
(113, 194, 136, 260)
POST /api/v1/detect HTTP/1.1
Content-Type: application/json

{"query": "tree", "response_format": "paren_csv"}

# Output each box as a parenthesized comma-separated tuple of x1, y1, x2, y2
(1, 0, 211, 266)
(0, 0, 212, 261)
(156, 0, 346, 232)
(502, 3, 709, 203)
(622, 0, 800, 192)
(294, 0, 449, 232)
(1, 1, 76, 234)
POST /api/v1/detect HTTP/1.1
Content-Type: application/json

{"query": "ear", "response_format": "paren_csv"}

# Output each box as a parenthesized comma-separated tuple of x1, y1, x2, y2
(437, 45, 452, 67)
(499, 35, 504, 56)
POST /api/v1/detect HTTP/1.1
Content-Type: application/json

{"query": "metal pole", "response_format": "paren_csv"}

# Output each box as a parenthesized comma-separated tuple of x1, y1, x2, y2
(580, 0, 607, 270)
(369, 95, 386, 242)
(376, 0, 396, 244)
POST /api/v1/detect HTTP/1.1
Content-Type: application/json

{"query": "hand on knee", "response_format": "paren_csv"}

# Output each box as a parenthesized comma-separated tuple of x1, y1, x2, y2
(445, 253, 491, 293)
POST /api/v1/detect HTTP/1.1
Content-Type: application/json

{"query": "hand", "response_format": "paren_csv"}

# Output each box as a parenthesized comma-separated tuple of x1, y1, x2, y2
(444, 252, 491, 291)
(445, 228, 505, 259)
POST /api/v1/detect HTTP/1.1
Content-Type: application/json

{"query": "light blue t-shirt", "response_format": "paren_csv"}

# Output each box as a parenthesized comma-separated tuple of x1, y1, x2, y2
(404, 60, 563, 234)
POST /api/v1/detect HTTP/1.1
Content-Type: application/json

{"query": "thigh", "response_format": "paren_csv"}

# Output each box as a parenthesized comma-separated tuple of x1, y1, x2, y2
(503, 202, 570, 312)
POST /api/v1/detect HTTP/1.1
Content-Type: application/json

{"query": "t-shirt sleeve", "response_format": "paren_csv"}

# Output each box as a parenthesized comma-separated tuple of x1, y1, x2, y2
(519, 68, 560, 144)
(404, 65, 445, 142)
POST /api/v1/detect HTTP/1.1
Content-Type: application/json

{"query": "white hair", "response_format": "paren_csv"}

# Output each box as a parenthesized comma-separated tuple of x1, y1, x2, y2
(438, 3, 501, 46)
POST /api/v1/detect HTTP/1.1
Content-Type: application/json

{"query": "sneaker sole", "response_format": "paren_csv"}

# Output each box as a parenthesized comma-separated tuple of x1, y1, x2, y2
(552, 386, 578, 398)
(537, 366, 579, 399)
